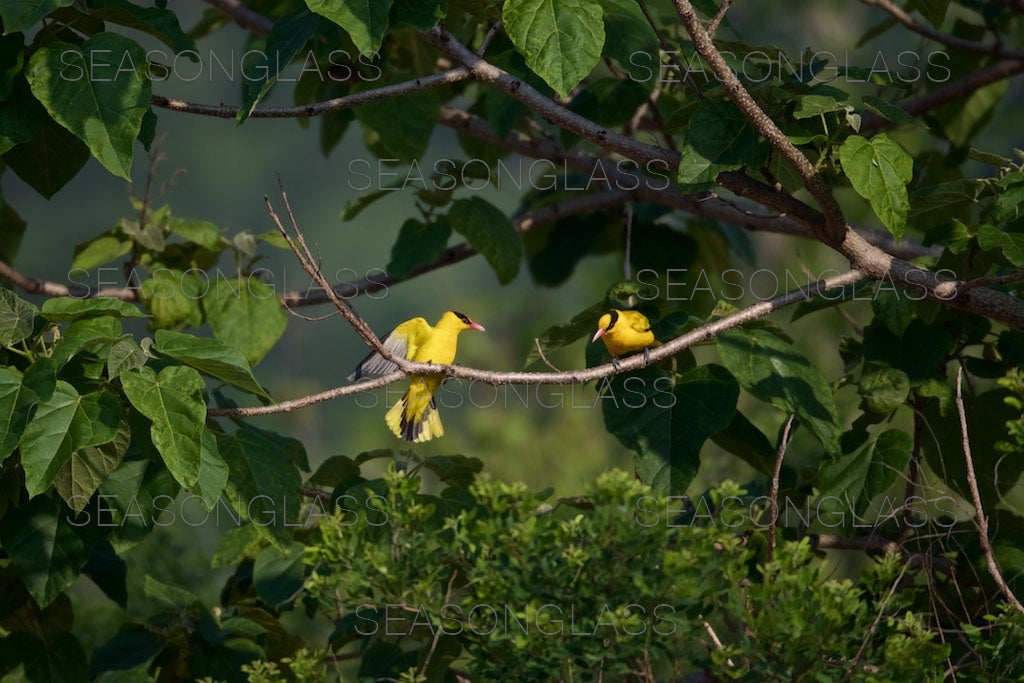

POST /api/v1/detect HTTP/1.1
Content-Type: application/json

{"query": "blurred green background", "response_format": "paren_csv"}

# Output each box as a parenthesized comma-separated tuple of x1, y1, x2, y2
(2, 1, 1022, 656)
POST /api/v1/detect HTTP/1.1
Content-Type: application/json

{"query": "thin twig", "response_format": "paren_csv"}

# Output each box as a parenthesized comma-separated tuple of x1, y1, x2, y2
(707, 0, 732, 37)
(955, 367, 1024, 614)
(533, 338, 562, 371)
(766, 415, 796, 563)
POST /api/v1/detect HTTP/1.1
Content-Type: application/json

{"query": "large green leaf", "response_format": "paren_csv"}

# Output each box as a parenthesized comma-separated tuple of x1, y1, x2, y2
(54, 420, 130, 512)
(352, 79, 438, 163)
(306, 0, 394, 55)
(602, 365, 738, 493)
(19, 382, 122, 497)
(217, 426, 303, 547)
(385, 218, 451, 279)
(863, 429, 913, 502)
(71, 234, 133, 271)
(82, 0, 197, 54)
(153, 329, 270, 399)
(0, 78, 43, 156)
(26, 33, 151, 179)
(49, 315, 122, 368)
(839, 133, 913, 240)
(97, 451, 178, 552)
(717, 328, 841, 455)
(121, 366, 205, 489)
(40, 296, 145, 321)
(598, 0, 657, 74)
(203, 277, 286, 365)
(819, 429, 913, 517)
(253, 543, 306, 608)
(448, 197, 521, 284)
(0, 1, 73, 34)
(239, 8, 319, 123)
(0, 287, 39, 345)
(677, 99, 770, 191)
(4, 109, 90, 198)
(503, 0, 605, 97)
(0, 495, 93, 608)
(0, 366, 39, 463)
(194, 428, 229, 510)
(139, 268, 204, 329)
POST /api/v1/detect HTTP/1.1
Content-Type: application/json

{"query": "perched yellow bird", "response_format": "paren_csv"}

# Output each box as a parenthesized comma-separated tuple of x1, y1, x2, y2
(348, 311, 485, 442)
(592, 309, 660, 365)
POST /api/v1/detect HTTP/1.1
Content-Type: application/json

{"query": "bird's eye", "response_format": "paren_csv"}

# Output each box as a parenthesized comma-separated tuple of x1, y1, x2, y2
(453, 311, 472, 325)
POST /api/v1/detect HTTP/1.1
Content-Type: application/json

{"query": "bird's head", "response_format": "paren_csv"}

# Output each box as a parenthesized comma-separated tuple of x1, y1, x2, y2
(591, 310, 620, 342)
(440, 310, 486, 332)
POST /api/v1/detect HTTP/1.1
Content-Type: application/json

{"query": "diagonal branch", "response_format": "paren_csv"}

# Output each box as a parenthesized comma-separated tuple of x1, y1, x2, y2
(859, 0, 1024, 60)
(208, 269, 863, 417)
(667, 2, 846, 245)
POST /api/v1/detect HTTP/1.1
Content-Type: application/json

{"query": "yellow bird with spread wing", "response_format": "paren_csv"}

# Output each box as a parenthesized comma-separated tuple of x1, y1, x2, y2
(349, 311, 485, 442)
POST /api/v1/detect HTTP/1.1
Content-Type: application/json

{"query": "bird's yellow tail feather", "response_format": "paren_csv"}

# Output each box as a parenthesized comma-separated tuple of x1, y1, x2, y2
(385, 382, 445, 443)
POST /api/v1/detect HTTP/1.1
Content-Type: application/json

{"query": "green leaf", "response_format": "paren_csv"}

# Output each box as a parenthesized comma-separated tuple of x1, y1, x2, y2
(40, 296, 145, 321)
(710, 411, 777, 476)
(82, 0, 197, 54)
(194, 428, 228, 510)
(54, 420, 130, 512)
(448, 197, 521, 284)
(204, 277, 286, 365)
(0, 366, 38, 464)
(306, 0, 394, 55)
(0, 495, 91, 608)
(352, 79, 438, 163)
(218, 426, 303, 547)
(167, 216, 221, 250)
(503, 0, 605, 97)
(911, 0, 950, 28)
(106, 337, 147, 378)
(862, 319, 951, 385)
(598, 0, 657, 72)
(385, 218, 451, 279)
(253, 543, 306, 608)
(153, 329, 270, 399)
(717, 328, 841, 455)
(0, 0, 73, 34)
(977, 224, 1024, 268)
(677, 99, 770, 191)
(341, 188, 391, 221)
(864, 429, 913, 502)
(0, 287, 39, 345)
(818, 439, 872, 512)
(4, 109, 90, 198)
(602, 365, 738, 493)
(839, 133, 913, 240)
(26, 33, 151, 179)
(861, 95, 924, 128)
(0, 34, 23, 100)
(859, 368, 910, 414)
(98, 451, 178, 552)
(0, 78, 43, 155)
(391, 0, 445, 29)
(19, 382, 121, 497)
(71, 234, 132, 270)
(0, 187, 28, 263)
(50, 315, 122, 367)
(139, 268, 204, 329)
(121, 366, 205, 489)
(239, 8, 319, 123)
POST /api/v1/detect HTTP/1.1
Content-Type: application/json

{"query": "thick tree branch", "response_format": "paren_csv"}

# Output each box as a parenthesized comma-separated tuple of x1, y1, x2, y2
(955, 367, 1024, 614)
(208, 269, 863, 417)
(859, 0, 1024, 60)
(863, 59, 1024, 133)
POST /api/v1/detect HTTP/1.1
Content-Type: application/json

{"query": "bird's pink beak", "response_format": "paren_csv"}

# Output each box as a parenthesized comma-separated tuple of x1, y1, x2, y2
(591, 328, 606, 342)
(470, 321, 486, 332)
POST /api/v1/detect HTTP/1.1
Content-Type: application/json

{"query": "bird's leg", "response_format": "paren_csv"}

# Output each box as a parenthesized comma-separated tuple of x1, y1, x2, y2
(643, 348, 651, 367)
(611, 357, 621, 371)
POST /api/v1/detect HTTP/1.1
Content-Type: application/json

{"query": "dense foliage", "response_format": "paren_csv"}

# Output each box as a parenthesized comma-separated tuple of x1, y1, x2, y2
(0, 0, 1023, 680)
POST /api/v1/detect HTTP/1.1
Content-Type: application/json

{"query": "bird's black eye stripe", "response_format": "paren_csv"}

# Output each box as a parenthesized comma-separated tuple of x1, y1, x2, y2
(607, 310, 619, 330)
(453, 311, 472, 324)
